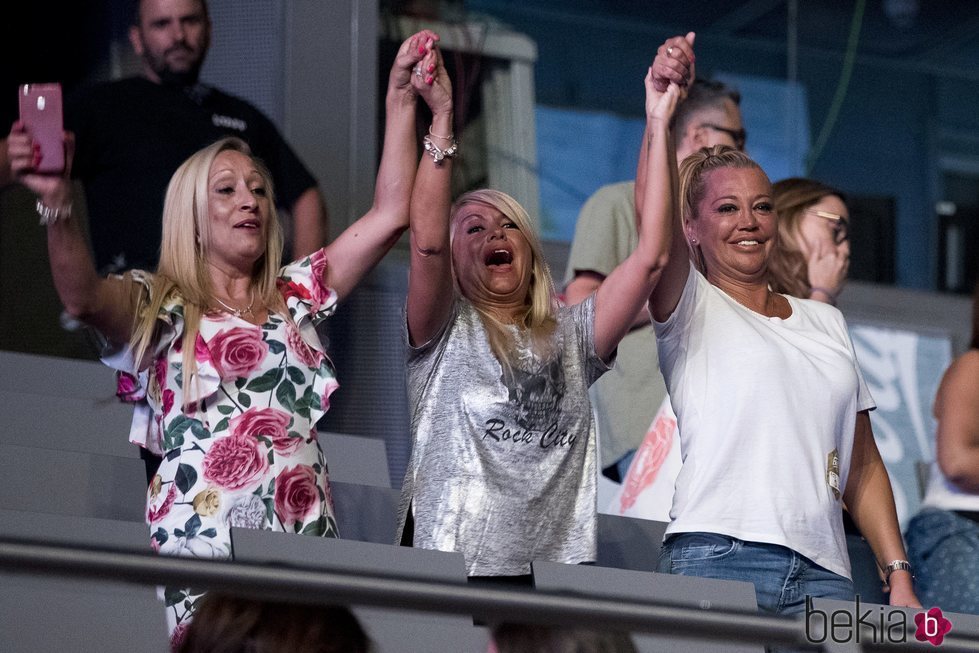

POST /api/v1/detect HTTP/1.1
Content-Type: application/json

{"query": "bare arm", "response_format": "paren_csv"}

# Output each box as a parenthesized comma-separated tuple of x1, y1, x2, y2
(844, 411, 921, 608)
(322, 31, 436, 301)
(646, 33, 696, 323)
(406, 42, 455, 347)
(591, 79, 679, 362)
(7, 122, 135, 345)
(566, 272, 650, 331)
(289, 186, 328, 259)
(934, 351, 979, 493)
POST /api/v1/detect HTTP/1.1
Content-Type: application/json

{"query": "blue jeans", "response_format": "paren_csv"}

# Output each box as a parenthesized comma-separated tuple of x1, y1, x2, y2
(906, 508, 979, 614)
(657, 532, 854, 615)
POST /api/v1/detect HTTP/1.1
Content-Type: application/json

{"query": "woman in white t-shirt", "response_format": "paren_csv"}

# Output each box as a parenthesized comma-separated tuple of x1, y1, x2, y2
(647, 141, 920, 614)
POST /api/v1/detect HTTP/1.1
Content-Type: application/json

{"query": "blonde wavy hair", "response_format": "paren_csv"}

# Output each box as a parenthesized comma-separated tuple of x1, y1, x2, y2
(449, 189, 558, 368)
(130, 137, 286, 403)
(769, 177, 845, 298)
(678, 145, 767, 275)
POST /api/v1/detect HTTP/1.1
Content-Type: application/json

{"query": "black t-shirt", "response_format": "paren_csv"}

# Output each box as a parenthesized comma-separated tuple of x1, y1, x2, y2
(67, 77, 317, 272)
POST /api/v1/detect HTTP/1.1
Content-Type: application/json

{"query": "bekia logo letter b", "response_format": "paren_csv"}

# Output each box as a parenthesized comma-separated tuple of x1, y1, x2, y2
(914, 607, 952, 646)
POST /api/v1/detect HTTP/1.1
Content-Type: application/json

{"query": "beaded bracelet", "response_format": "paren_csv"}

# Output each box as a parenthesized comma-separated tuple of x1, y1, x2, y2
(422, 134, 458, 164)
(36, 198, 73, 226)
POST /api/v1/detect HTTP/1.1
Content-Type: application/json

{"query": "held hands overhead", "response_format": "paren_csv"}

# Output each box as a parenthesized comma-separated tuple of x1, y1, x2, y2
(650, 32, 696, 96)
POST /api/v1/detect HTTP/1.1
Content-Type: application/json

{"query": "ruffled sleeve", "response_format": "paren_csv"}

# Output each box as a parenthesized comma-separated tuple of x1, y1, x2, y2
(277, 248, 339, 329)
(276, 249, 340, 428)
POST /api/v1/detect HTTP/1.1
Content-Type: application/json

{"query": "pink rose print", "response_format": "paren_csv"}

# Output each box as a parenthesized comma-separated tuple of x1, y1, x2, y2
(202, 434, 269, 491)
(274, 464, 320, 528)
(229, 407, 303, 456)
(161, 389, 175, 417)
(147, 484, 177, 523)
(308, 248, 332, 306)
(170, 622, 189, 651)
(115, 371, 143, 402)
(194, 333, 210, 363)
(207, 326, 268, 380)
(321, 379, 339, 412)
(286, 321, 323, 368)
(915, 607, 952, 646)
(277, 279, 312, 301)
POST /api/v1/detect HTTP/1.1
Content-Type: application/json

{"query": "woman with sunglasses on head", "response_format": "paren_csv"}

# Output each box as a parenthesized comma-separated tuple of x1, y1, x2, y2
(769, 178, 850, 305)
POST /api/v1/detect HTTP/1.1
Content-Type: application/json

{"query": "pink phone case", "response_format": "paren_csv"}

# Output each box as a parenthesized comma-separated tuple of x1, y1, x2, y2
(19, 83, 65, 174)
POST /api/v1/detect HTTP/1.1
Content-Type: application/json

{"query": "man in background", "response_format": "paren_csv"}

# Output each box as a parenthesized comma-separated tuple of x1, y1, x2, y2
(69, 0, 327, 274)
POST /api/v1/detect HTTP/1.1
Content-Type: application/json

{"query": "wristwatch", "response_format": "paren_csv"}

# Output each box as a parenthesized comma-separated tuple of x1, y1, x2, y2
(883, 560, 913, 583)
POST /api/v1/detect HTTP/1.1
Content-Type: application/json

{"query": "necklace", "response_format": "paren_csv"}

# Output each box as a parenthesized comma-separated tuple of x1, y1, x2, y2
(213, 289, 254, 318)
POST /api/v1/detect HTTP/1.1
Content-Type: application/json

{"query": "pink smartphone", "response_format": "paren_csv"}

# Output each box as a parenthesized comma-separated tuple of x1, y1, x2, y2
(18, 83, 65, 174)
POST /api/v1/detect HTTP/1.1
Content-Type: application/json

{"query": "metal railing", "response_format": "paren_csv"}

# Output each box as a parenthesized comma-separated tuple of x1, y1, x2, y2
(1, 536, 977, 652)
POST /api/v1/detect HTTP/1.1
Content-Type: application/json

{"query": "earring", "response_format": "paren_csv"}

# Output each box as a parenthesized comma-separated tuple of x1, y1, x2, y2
(690, 238, 698, 245)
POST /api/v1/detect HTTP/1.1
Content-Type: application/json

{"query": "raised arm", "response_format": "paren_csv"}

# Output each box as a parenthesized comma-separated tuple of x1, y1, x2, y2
(844, 411, 921, 608)
(934, 351, 979, 494)
(645, 33, 696, 323)
(406, 41, 455, 347)
(7, 121, 135, 345)
(321, 30, 436, 301)
(590, 76, 679, 362)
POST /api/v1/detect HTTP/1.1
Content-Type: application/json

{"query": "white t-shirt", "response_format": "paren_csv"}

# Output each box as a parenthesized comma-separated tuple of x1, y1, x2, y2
(654, 264, 875, 579)
(922, 461, 979, 512)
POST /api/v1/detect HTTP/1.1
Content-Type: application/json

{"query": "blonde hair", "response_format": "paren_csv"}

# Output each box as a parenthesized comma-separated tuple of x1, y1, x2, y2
(769, 177, 845, 298)
(449, 189, 558, 368)
(678, 145, 766, 275)
(130, 137, 285, 404)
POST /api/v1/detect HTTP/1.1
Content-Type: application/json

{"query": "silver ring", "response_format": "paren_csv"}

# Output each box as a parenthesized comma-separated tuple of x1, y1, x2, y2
(414, 66, 423, 78)
(667, 46, 674, 57)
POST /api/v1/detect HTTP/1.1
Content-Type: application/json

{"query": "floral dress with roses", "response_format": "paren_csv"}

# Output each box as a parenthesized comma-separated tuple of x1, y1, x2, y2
(105, 250, 340, 644)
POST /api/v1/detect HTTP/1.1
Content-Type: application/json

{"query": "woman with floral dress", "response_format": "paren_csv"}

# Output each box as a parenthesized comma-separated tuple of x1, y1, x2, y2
(7, 28, 444, 646)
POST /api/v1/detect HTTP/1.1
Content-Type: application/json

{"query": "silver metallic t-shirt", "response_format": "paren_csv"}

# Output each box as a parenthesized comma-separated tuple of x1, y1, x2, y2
(398, 296, 610, 576)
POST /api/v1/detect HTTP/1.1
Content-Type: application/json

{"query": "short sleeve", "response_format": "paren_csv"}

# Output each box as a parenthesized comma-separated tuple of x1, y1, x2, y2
(653, 261, 701, 342)
(563, 182, 638, 287)
(567, 294, 613, 388)
(838, 315, 876, 413)
(278, 248, 338, 329)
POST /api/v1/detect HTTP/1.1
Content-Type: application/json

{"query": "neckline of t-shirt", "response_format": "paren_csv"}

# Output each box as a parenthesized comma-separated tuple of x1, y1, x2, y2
(718, 287, 797, 324)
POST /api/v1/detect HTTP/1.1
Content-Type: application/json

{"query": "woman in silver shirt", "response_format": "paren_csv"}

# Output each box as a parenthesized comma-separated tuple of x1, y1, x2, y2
(396, 37, 688, 579)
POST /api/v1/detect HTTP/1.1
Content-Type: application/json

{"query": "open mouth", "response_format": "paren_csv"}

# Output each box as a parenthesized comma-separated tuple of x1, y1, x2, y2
(234, 219, 261, 230)
(484, 249, 513, 267)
